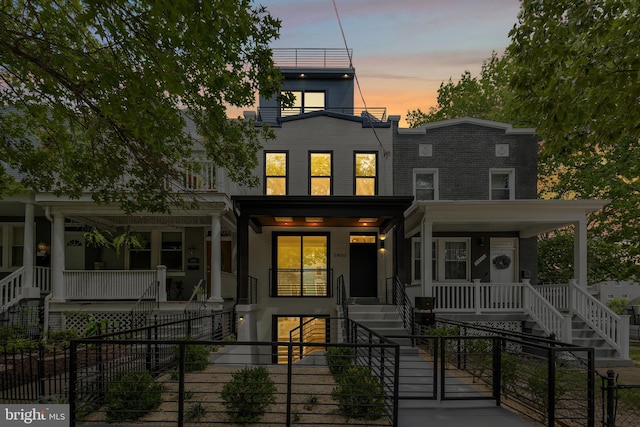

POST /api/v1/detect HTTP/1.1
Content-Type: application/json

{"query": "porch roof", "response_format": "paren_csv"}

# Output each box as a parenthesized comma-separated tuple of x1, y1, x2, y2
(232, 195, 414, 233)
(404, 199, 610, 238)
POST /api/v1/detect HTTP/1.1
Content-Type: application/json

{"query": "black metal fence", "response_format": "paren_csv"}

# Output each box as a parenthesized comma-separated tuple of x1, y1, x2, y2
(0, 310, 235, 403)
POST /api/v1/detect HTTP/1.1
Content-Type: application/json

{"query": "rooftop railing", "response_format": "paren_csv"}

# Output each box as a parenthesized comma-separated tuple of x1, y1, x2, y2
(272, 48, 353, 69)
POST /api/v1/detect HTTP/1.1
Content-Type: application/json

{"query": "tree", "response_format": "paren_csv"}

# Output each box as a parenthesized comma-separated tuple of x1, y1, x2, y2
(0, 0, 285, 213)
(508, 0, 640, 156)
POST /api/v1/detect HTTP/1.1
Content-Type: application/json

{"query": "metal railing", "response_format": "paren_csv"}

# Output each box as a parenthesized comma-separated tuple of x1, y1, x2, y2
(130, 280, 159, 329)
(269, 268, 332, 297)
(336, 275, 348, 320)
(184, 279, 207, 313)
(272, 48, 353, 68)
(257, 106, 387, 123)
(389, 277, 414, 334)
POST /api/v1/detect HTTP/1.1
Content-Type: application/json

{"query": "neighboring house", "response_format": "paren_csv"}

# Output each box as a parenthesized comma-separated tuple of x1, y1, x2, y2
(0, 48, 630, 365)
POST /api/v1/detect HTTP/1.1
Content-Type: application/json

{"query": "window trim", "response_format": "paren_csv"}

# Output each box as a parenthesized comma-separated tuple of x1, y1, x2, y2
(0, 223, 25, 270)
(413, 168, 439, 201)
(271, 232, 331, 297)
(309, 151, 333, 196)
(489, 168, 515, 200)
(264, 151, 289, 195)
(411, 237, 470, 282)
(353, 151, 378, 196)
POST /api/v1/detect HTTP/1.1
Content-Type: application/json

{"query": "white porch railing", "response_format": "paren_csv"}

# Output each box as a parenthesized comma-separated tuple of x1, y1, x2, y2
(1, 266, 52, 312)
(64, 270, 157, 300)
(523, 280, 572, 343)
(433, 280, 525, 313)
(534, 280, 629, 359)
(164, 160, 217, 192)
(1, 267, 26, 311)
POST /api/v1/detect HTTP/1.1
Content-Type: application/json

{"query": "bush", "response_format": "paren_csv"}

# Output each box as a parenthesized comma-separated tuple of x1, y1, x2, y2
(325, 346, 355, 379)
(105, 372, 163, 421)
(46, 329, 79, 348)
(221, 366, 276, 424)
(173, 338, 209, 372)
(331, 365, 385, 420)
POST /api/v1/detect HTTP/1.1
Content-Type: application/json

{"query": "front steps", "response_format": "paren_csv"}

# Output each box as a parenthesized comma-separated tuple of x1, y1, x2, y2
(347, 303, 414, 347)
(523, 315, 633, 367)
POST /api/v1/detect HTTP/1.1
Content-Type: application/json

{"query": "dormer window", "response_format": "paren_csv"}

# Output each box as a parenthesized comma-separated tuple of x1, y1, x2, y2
(281, 91, 325, 116)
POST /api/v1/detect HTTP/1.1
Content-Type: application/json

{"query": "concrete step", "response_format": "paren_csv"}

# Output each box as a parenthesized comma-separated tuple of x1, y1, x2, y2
(349, 311, 406, 320)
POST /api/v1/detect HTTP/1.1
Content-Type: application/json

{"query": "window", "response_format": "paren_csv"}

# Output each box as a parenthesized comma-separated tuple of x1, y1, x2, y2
(411, 238, 469, 282)
(281, 91, 325, 116)
(411, 238, 438, 282)
(274, 316, 328, 364)
(161, 231, 183, 271)
(273, 233, 329, 297)
(265, 152, 288, 195)
(414, 169, 438, 200)
(309, 152, 332, 195)
(354, 152, 377, 195)
(490, 169, 514, 200)
(128, 231, 151, 270)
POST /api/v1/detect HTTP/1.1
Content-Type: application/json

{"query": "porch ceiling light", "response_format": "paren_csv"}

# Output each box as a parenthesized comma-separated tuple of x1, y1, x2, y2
(275, 217, 293, 222)
(358, 218, 377, 223)
(305, 217, 323, 223)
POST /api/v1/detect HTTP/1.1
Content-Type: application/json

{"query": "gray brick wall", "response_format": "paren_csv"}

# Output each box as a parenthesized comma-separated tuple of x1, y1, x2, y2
(393, 122, 538, 200)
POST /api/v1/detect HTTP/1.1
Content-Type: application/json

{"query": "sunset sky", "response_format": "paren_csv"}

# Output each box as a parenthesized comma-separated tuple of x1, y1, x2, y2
(234, 0, 522, 126)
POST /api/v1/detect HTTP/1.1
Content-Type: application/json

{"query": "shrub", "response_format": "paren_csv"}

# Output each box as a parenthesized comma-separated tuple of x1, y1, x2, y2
(463, 338, 492, 383)
(221, 366, 276, 424)
(325, 346, 355, 379)
(105, 372, 163, 421)
(331, 365, 385, 420)
(46, 329, 79, 348)
(173, 338, 209, 372)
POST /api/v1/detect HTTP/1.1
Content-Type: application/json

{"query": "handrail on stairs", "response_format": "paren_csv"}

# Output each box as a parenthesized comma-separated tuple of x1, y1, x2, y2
(391, 276, 414, 335)
(522, 279, 572, 343)
(130, 280, 159, 328)
(184, 279, 207, 313)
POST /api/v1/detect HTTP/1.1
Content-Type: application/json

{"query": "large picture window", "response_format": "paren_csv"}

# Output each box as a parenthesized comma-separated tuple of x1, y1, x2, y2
(309, 152, 332, 195)
(265, 152, 288, 195)
(273, 233, 329, 297)
(354, 152, 377, 195)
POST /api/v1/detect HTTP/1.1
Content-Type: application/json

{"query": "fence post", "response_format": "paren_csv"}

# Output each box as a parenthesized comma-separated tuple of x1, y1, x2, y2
(69, 340, 77, 427)
(606, 370, 616, 427)
(547, 348, 556, 427)
(492, 337, 501, 405)
(286, 343, 293, 427)
(178, 343, 185, 427)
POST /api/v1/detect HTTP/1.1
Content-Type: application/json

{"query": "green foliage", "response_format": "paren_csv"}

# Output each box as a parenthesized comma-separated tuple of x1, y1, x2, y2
(508, 0, 640, 156)
(105, 372, 163, 422)
(221, 366, 276, 424)
(500, 351, 521, 397)
(423, 325, 460, 337)
(0, 327, 37, 352)
(325, 346, 355, 378)
(526, 363, 569, 423)
(463, 338, 493, 383)
(0, 0, 285, 214)
(46, 329, 79, 348)
(84, 314, 119, 337)
(184, 401, 206, 421)
(173, 339, 209, 372)
(331, 365, 385, 420)
(607, 298, 629, 315)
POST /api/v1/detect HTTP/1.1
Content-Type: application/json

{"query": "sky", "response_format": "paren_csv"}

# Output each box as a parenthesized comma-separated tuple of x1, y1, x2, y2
(238, 0, 522, 126)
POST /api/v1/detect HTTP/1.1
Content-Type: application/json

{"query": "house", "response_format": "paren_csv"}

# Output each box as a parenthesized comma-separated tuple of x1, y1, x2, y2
(0, 48, 630, 366)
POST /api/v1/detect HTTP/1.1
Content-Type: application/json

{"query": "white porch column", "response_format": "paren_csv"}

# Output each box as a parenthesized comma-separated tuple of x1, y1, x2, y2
(208, 213, 224, 306)
(421, 218, 433, 297)
(50, 212, 66, 301)
(574, 219, 588, 287)
(22, 203, 35, 287)
(157, 265, 167, 302)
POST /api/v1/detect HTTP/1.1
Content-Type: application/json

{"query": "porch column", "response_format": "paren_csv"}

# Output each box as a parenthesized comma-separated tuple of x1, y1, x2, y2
(22, 203, 34, 287)
(421, 218, 433, 297)
(50, 212, 66, 301)
(208, 213, 224, 307)
(574, 219, 588, 288)
(237, 213, 250, 304)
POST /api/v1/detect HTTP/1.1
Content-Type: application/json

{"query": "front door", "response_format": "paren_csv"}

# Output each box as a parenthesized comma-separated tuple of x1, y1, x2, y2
(490, 238, 518, 283)
(349, 235, 377, 297)
(64, 231, 85, 270)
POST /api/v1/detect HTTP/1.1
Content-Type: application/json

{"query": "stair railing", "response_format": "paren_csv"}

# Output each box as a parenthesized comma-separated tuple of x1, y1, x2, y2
(522, 279, 572, 342)
(569, 279, 629, 359)
(130, 280, 159, 329)
(184, 279, 207, 314)
(392, 277, 414, 334)
(0, 267, 26, 314)
(336, 275, 348, 319)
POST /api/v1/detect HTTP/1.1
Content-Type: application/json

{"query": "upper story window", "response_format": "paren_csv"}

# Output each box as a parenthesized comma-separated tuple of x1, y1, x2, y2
(309, 152, 332, 195)
(265, 152, 288, 195)
(354, 152, 377, 195)
(281, 91, 325, 117)
(414, 169, 438, 200)
(490, 169, 515, 200)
